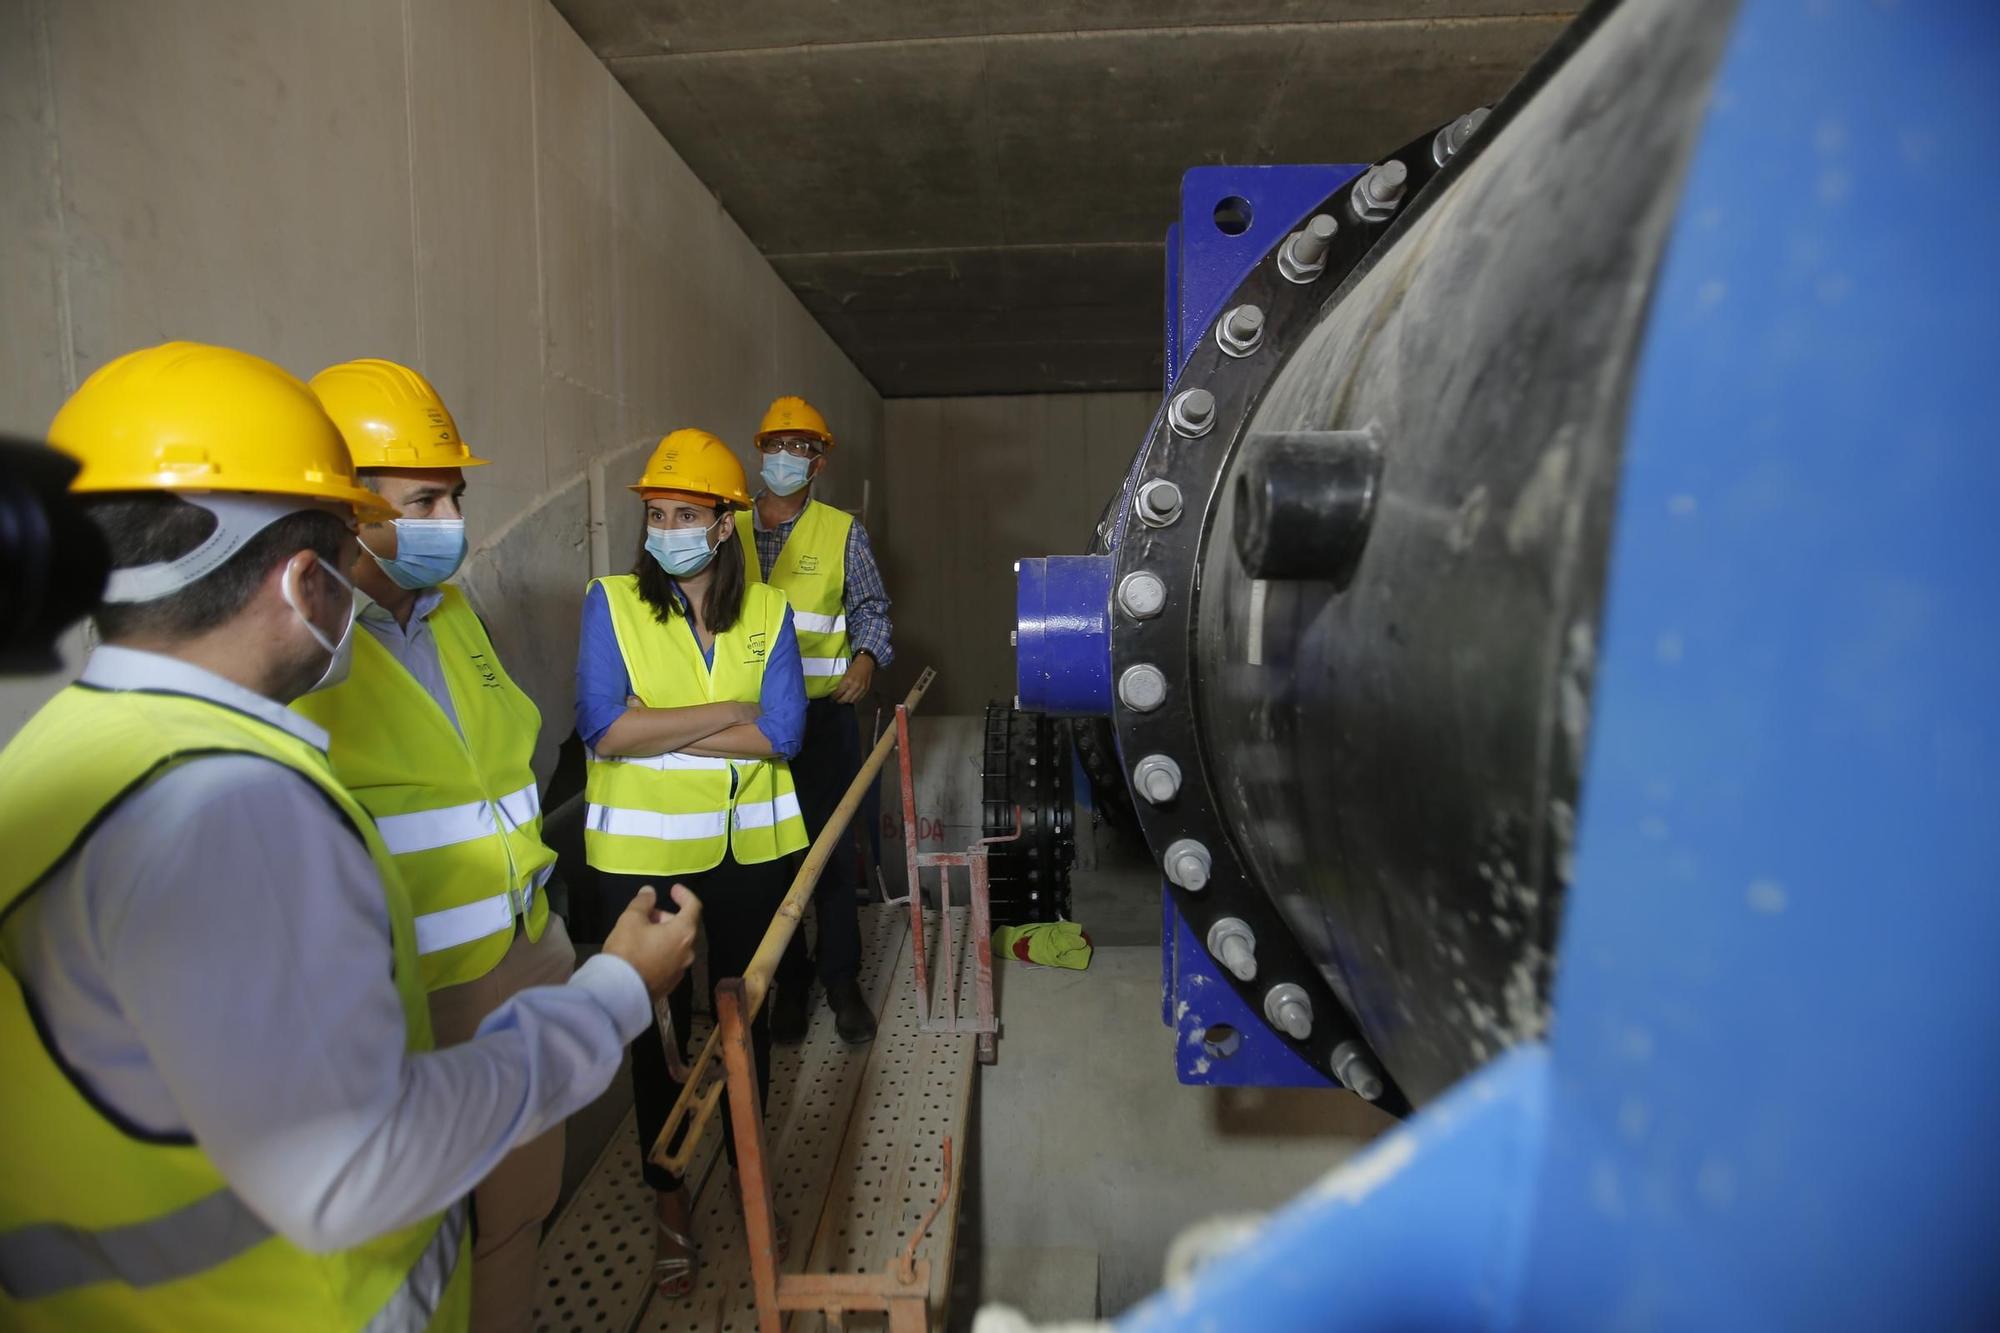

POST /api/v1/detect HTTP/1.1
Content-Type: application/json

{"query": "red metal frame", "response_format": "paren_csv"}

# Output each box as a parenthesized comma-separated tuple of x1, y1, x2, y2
(716, 978, 944, 1333)
(895, 704, 1008, 1062)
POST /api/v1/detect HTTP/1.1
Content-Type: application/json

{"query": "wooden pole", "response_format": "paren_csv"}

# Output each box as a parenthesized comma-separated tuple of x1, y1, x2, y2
(649, 667, 937, 1172)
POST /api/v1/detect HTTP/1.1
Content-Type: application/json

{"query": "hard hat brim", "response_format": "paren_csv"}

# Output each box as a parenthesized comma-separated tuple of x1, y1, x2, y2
(70, 473, 400, 525)
(753, 429, 834, 449)
(630, 482, 752, 510)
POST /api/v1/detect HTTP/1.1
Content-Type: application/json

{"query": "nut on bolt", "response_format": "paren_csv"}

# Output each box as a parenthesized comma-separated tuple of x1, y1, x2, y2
(1133, 753, 1182, 805)
(1350, 160, 1408, 223)
(1163, 838, 1212, 891)
(1330, 1040, 1385, 1102)
(1118, 663, 1168, 712)
(1117, 570, 1167, 619)
(1263, 983, 1313, 1040)
(1206, 917, 1258, 982)
(1135, 478, 1184, 527)
(1216, 304, 1265, 358)
(1277, 214, 1338, 284)
(1169, 387, 1217, 437)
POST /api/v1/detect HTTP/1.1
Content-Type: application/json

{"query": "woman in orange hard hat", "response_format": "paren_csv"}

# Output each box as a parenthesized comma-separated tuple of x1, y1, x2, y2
(573, 429, 809, 1297)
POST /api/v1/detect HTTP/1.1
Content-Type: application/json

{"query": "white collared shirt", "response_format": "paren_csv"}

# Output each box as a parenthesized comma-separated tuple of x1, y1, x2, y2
(355, 586, 461, 737)
(3, 646, 650, 1251)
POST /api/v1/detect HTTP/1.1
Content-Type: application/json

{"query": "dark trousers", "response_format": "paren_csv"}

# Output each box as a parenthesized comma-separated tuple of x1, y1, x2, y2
(778, 695, 865, 994)
(600, 851, 788, 1194)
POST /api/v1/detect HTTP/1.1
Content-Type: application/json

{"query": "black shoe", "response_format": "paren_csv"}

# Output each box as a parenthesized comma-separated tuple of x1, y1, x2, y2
(771, 981, 810, 1043)
(829, 979, 877, 1045)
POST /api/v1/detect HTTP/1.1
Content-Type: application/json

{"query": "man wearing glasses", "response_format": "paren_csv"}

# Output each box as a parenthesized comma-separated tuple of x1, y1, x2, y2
(737, 396, 894, 1045)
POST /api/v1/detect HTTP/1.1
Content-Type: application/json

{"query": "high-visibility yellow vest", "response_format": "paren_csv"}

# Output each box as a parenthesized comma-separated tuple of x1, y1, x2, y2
(738, 499, 854, 698)
(294, 587, 556, 992)
(583, 576, 808, 875)
(0, 685, 469, 1332)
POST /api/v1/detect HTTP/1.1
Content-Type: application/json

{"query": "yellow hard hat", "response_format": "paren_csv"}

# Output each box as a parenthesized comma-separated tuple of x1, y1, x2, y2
(49, 341, 396, 522)
(630, 429, 753, 509)
(308, 357, 490, 470)
(755, 395, 834, 449)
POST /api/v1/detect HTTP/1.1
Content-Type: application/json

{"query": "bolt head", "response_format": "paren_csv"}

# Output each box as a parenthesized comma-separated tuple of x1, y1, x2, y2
(1118, 663, 1168, 712)
(1218, 304, 1266, 356)
(1171, 387, 1216, 435)
(1136, 479, 1183, 526)
(1118, 571, 1167, 619)
(1134, 753, 1182, 804)
(1169, 851, 1209, 891)
(1263, 984, 1313, 1040)
(1352, 160, 1409, 222)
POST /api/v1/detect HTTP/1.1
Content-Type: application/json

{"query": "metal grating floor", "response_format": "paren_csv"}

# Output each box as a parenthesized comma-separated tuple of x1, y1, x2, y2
(535, 903, 976, 1333)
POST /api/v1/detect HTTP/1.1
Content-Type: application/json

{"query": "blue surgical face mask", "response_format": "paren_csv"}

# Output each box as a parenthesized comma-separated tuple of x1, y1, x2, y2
(645, 519, 720, 577)
(760, 452, 814, 497)
(362, 517, 468, 590)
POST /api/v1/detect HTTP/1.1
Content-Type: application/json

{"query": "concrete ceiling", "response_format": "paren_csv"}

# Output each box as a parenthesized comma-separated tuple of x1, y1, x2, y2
(550, 2, 1577, 397)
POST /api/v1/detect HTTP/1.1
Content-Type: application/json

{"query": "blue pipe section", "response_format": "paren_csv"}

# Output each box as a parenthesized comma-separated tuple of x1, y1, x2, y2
(1118, 1046, 1550, 1333)
(1014, 554, 1114, 716)
(1109, 1, 2000, 1327)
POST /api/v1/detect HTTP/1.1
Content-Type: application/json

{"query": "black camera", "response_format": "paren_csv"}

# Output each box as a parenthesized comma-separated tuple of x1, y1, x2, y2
(0, 437, 108, 674)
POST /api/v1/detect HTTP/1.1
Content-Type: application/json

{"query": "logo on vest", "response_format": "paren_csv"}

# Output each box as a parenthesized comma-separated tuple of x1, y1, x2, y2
(747, 632, 768, 661)
(795, 554, 821, 574)
(469, 651, 502, 689)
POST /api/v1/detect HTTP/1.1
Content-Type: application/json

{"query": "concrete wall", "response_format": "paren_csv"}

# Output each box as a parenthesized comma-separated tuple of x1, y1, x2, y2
(0, 0, 882, 765)
(879, 392, 1156, 715)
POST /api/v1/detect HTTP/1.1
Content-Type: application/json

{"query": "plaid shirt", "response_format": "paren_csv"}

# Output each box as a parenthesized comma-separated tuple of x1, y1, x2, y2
(752, 497, 894, 668)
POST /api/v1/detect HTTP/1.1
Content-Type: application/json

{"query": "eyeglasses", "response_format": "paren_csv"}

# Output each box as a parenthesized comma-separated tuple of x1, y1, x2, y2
(756, 436, 824, 458)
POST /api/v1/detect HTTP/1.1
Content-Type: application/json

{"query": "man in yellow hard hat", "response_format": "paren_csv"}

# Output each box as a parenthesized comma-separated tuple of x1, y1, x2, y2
(296, 358, 571, 1333)
(0, 341, 701, 1333)
(738, 396, 894, 1045)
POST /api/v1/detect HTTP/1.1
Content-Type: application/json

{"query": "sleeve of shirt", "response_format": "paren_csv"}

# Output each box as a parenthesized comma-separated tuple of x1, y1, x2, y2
(574, 582, 632, 751)
(87, 757, 651, 1253)
(842, 520, 894, 668)
(756, 605, 807, 759)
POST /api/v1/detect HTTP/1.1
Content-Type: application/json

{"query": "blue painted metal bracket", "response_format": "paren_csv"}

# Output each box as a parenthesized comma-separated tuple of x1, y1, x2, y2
(1166, 894, 1328, 1087)
(1013, 554, 1113, 716)
(1168, 164, 1364, 382)
(1157, 162, 1363, 1090)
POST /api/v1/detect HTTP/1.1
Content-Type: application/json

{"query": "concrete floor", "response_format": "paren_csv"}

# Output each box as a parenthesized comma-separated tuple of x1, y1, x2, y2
(955, 946, 1393, 1319)
(552, 842, 1393, 1324)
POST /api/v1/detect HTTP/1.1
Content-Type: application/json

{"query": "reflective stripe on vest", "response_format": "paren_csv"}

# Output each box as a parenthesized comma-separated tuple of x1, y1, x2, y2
(0, 1193, 466, 1332)
(800, 655, 851, 678)
(292, 587, 555, 992)
(361, 1200, 468, 1333)
(790, 609, 846, 634)
(0, 685, 465, 1331)
(738, 500, 853, 699)
(593, 749, 731, 772)
(582, 577, 809, 875)
(0, 1186, 270, 1300)
(374, 783, 540, 857)
(412, 862, 552, 957)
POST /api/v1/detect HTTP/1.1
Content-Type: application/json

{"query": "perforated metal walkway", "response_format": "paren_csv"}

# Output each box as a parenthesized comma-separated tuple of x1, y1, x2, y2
(535, 905, 977, 1333)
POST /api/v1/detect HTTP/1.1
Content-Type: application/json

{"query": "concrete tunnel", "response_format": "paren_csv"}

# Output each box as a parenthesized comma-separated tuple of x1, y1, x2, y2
(3, 2, 1997, 1331)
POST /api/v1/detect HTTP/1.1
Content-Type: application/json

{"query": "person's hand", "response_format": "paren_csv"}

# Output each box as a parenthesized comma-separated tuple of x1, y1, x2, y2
(735, 700, 761, 726)
(831, 652, 875, 704)
(602, 885, 701, 997)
